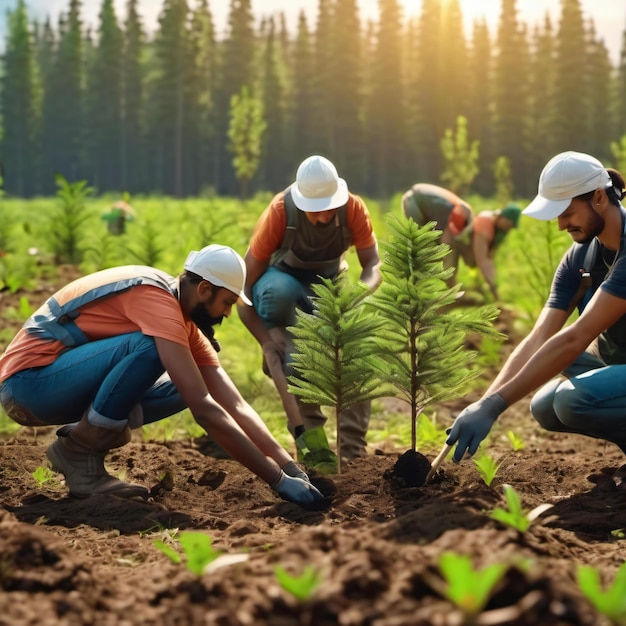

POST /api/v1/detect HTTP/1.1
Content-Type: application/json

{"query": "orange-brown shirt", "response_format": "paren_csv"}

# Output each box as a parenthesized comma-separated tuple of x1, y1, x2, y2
(249, 191, 377, 261)
(0, 266, 219, 382)
(473, 211, 497, 243)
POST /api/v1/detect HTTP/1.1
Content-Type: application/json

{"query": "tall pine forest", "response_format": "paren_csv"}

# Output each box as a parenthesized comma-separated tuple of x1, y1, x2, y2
(1, 0, 626, 200)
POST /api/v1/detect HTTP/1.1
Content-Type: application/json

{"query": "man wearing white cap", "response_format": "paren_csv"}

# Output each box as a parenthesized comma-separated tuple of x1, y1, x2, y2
(445, 151, 626, 465)
(0, 244, 324, 507)
(238, 155, 382, 462)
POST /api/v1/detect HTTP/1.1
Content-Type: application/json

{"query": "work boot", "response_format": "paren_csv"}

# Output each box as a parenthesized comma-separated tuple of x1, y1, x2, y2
(46, 420, 149, 499)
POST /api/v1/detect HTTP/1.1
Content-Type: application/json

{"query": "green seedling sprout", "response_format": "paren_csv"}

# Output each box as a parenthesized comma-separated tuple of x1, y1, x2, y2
(506, 430, 525, 451)
(32, 465, 56, 488)
(274, 564, 321, 602)
(473, 453, 502, 487)
(490, 484, 552, 533)
(577, 561, 626, 625)
(416, 412, 448, 450)
(438, 552, 507, 617)
(154, 531, 222, 576)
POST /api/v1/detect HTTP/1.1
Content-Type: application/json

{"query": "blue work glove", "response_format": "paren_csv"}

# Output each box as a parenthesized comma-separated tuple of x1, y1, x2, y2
(445, 393, 508, 462)
(271, 470, 325, 507)
(282, 460, 310, 482)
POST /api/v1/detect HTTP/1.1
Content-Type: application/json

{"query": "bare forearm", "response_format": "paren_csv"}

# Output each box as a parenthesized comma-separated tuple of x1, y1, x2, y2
(495, 331, 587, 407)
(195, 412, 282, 484)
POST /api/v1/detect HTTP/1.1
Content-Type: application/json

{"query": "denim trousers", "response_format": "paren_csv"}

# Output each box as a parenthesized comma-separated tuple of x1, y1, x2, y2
(0, 332, 185, 430)
(530, 350, 626, 452)
(252, 267, 371, 460)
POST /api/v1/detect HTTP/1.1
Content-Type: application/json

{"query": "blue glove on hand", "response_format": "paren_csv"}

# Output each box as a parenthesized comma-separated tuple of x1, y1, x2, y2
(445, 393, 508, 462)
(282, 461, 310, 482)
(271, 471, 325, 507)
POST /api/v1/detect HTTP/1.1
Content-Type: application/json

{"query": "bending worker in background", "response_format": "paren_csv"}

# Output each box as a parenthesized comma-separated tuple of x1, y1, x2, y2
(0, 244, 323, 508)
(446, 151, 626, 464)
(402, 182, 521, 299)
(238, 155, 382, 463)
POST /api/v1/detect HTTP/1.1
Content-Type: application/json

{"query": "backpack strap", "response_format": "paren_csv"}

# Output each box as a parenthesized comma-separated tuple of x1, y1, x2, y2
(281, 188, 298, 251)
(24, 271, 177, 347)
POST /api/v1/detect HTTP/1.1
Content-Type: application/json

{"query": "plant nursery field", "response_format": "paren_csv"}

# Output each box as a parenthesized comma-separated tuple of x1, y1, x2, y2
(1, 267, 626, 626)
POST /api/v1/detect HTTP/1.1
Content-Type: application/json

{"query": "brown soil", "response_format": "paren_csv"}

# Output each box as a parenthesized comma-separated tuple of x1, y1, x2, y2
(1, 269, 625, 626)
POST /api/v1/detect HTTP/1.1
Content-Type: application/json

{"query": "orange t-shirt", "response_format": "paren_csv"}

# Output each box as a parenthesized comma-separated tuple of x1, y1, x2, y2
(0, 266, 219, 382)
(249, 190, 377, 262)
(473, 211, 497, 242)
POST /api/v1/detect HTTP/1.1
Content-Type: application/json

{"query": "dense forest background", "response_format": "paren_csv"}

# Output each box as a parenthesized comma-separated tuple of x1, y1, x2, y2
(1, 0, 626, 199)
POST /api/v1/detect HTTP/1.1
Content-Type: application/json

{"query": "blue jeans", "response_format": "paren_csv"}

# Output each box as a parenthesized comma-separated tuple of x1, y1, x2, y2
(530, 351, 626, 452)
(252, 267, 315, 328)
(252, 267, 371, 460)
(0, 332, 185, 430)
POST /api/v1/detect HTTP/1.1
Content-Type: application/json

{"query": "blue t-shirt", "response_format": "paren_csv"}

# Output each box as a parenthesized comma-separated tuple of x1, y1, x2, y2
(546, 208, 626, 363)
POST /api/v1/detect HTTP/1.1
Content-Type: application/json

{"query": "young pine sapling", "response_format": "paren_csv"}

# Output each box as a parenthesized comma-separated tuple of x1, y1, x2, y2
(368, 215, 502, 486)
(288, 276, 389, 474)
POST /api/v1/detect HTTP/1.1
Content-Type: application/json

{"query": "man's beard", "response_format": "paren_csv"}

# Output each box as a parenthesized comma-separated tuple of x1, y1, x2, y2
(571, 205, 605, 244)
(190, 302, 223, 351)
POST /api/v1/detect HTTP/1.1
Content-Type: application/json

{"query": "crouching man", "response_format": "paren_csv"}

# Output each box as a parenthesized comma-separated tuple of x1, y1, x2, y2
(0, 244, 324, 508)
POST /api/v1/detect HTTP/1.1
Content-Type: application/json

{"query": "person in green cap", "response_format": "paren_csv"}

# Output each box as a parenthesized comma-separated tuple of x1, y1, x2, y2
(402, 183, 521, 300)
(448, 202, 521, 300)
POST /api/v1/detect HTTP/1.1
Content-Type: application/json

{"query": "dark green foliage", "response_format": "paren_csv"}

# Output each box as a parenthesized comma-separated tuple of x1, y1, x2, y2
(551, 0, 589, 154)
(288, 215, 502, 460)
(369, 215, 502, 451)
(1, 0, 624, 198)
(47, 174, 94, 264)
(121, 0, 145, 192)
(288, 276, 389, 471)
(86, 0, 123, 193)
(1, 0, 40, 196)
(493, 0, 530, 194)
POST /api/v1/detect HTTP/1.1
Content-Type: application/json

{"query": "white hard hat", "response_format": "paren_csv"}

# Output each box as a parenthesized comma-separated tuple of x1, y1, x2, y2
(184, 245, 251, 305)
(290, 155, 349, 213)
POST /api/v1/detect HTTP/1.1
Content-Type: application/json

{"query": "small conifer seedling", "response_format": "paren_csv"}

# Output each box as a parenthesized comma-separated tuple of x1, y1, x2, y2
(368, 215, 502, 486)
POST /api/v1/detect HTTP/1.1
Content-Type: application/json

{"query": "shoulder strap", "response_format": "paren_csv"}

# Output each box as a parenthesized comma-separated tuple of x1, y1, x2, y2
(280, 188, 298, 251)
(24, 270, 177, 347)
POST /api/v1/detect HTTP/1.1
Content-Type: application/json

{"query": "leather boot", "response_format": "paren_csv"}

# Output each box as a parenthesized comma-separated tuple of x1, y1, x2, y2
(46, 417, 149, 499)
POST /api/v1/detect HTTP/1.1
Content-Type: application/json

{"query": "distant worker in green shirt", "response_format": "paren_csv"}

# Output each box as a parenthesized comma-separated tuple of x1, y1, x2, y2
(402, 183, 521, 300)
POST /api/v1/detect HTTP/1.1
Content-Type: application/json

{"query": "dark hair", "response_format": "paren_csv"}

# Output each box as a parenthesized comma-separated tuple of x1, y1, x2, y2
(607, 168, 626, 205)
(577, 167, 625, 207)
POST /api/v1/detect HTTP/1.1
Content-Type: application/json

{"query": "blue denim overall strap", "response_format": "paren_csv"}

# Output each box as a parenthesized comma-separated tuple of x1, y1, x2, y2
(23, 269, 178, 348)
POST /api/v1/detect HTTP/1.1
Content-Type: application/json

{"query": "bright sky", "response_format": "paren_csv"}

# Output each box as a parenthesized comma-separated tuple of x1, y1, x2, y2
(1, 0, 625, 65)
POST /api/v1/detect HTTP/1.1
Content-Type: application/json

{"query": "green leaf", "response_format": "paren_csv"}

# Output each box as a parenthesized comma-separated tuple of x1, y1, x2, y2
(274, 565, 321, 602)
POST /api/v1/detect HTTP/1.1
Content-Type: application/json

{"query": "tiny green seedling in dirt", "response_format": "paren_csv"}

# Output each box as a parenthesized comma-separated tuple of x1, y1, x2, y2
(506, 430, 525, 451)
(32, 465, 57, 488)
(490, 484, 553, 533)
(154, 531, 222, 576)
(473, 452, 502, 487)
(435, 551, 508, 617)
(577, 561, 626, 625)
(274, 564, 321, 603)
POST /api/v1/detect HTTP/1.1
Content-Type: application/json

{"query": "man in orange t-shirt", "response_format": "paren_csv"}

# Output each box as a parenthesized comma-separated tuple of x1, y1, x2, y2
(237, 155, 382, 462)
(0, 245, 323, 507)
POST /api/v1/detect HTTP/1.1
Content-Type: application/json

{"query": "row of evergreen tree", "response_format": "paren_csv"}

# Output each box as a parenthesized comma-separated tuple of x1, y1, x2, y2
(2, 0, 626, 199)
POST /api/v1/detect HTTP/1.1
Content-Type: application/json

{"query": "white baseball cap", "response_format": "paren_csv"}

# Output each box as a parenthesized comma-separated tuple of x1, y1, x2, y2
(523, 151, 611, 221)
(290, 155, 349, 213)
(184, 245, 252, 305)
